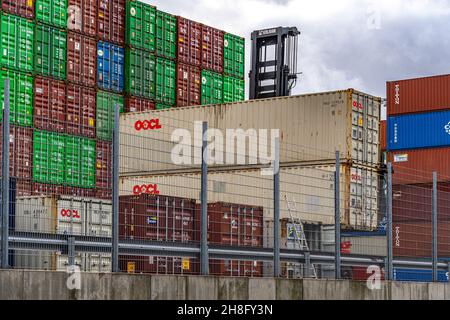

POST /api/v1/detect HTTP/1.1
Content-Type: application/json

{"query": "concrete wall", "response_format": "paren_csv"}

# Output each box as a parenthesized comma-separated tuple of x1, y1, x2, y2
(0, 270, 449, 300)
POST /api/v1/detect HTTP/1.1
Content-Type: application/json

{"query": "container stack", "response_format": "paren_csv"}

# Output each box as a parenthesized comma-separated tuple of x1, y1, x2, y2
(386, 74, 450, 258)
(0, 0, 245, 199)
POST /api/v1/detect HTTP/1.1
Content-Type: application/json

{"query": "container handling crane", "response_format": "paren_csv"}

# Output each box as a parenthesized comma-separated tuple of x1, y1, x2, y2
(249, 27, 300, 100)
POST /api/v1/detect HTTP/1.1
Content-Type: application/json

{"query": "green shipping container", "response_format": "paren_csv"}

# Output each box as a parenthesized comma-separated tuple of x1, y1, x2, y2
(125, 48, 155, 99)
(33, 130, 65, 185)
(224, 33, 245, 79)
(36, 0, 67, 29)
(126, 0, 156, 51)
(0, 69, 33, 127)
(0, 13, 34, 72)
(156, 57, 176, 106)
(97, 91, 124, 141)
(201, 70, 223, 105)
(34, 24, 67, 79)
(156, 103, 171, 110)
(156, 10, 177, 59)
(66, 136, 96, 188)
(223, 76, 245, 103)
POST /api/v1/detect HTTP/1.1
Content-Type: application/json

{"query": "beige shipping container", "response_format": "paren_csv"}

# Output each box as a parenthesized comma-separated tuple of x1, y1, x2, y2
(15, 196, 112, 237)
(119, 164, 380, 230)
(119, 89, 381, 175)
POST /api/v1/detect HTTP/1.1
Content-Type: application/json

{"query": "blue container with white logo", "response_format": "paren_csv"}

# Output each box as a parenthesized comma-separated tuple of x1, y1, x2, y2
(394, 268, 449, 283)
(388, 110, 450, 151)
(97, 42, 125, 93)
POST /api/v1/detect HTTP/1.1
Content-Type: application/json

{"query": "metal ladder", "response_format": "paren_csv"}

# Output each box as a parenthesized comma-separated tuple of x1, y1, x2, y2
(284, 195, 318, 279)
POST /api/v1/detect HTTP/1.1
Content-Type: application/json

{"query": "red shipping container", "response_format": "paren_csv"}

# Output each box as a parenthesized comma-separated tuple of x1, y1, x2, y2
(380, 120, 386, 151)
(34, 77, 66, 133)
(393, 182, 450, 223)
(15, 179, 32, 197)
(32, 183, 66, 197)
(0, 125, 33, 180)
(125, 97, 155, 113)
(67, 32, 97, 87)
(202, 25, 224, 73)
(1, 0, 35, 19)
(393, 221, 450, 258)
(65, 186, 96, 198)
(177, 17, 202, 67)
(119, 194, 198, 242)
(351, 266, 385, 282)
(177, 63, 201, 108)
(96, 141, 112, 198)
(98, 0, 125, 45)
(387, 74, 450, 116)
(388, 148, 450, 185)
(210, 260, 263, 278)
(68, 0, 98, 37)
(119, 256, 200, 275)
(66, 84, 96, 138)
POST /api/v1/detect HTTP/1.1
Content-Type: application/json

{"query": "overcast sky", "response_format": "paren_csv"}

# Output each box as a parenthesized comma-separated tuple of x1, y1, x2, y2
(144, 0, 450, 101)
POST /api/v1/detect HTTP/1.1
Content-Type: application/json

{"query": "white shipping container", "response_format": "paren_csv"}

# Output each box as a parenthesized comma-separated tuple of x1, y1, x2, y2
(15, 196, 112, 237)
(119, 89, 381, 175)
(120, 164, 380, 230)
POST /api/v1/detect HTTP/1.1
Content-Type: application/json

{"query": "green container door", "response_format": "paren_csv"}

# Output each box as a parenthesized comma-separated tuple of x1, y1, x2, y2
(0, 69, 33, 127)
(201, 70, 223, 105)
(97, 91, 124, 141)
(33, 131, 65, 184)
(80, 138, 96, 188)
(125, 48, 155, 99)
(156, 103, 171, 110)
(223, 76, 245, 103)
(156, 57, 176, 106)
(1, 13, 34, 72)
(65, 135, 81, 186)
(156, 10, 177, 59)
(224, 33, 245, 79)
(126, 0, 156, 51)
(36, 0, 67, 28)
(35, 24, 67, 79)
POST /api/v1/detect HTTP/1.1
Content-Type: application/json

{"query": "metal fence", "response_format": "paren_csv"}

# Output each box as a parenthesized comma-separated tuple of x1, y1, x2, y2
(0, 83, 450, 283)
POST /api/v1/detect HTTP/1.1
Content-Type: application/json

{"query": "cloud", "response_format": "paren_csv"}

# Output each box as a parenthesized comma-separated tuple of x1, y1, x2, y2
(143, 0, 450, 99)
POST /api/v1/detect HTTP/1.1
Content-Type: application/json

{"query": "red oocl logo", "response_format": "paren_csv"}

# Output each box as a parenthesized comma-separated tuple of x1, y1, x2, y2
(133, 184, 160, 195)
(60, 209, 81, 219)
(353, 101, 363, 110)
(134, 119, 162, 131)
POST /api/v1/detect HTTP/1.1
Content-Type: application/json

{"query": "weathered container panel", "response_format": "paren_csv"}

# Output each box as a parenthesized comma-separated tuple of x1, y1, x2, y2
(68, 0, 98, 37)
(177, 17, 202, 66)
(67, 32, 97, 87)
(98, 0, 125, 45)
(34, 77, 66, 133)
(177, 63, 201, 108)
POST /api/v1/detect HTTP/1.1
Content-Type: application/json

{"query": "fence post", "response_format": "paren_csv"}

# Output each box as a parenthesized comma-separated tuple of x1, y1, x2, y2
(1, 79, 10, 269)
(200, 122, 209, 275)
(387, 162, 394, 281)
(432, 172, 438, 282)
(68, 237, 75, 267)
(273, 137, 280, 277)
(111, 103, 120, 273)
(334, 150, 341, 280)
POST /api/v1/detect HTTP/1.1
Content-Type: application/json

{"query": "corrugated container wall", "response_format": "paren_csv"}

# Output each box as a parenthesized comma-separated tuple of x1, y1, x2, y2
(388, 148, 450, 185)
(201, 69, 223, 105)
(125, 0, 156, 51)
(96, 141, 112, 199)
(177, 63, 201, 107)
(36, 0, 67, 28)
(120, 90, 381, 174)
(66, 84, 96, 138)
(67, 32, 97, 87)
(156, 57, 176, 106)
(387, 74, 450, 116)
(223, 75, 245, 103)
(2, 0, 35, 19)
(0, 125, 33, 180)
(97, 41, 125, 93)
(224, 33, 245, 79)
(380, 120, 387, 151)
(125, 48, 155, 99)
(156, 10, 177, 60)
(68, 0, 98, 37)
(34, 77, 66, 133)
(33, 131, 65, 185)
(177, 17, 202, 66)
(125, 97, 155, 113)
(34, 24, 67, 80)
(96, 91, 124, 141)
(201, 25, 224, 73)
(388, 110, 450, 151)
(98, 0, 125, 45)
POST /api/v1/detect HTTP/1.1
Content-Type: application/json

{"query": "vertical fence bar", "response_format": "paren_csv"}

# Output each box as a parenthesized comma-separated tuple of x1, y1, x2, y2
(1, 79, 10, 269)
(273, 138, 280, 277)
(68, 237, 75, 267)
(111, 104, 120, 272)
(200, 122, 209, 275)
(387, 162, 394, 281)
(432, 172, 438, 282)
(334, 150, 341, 280)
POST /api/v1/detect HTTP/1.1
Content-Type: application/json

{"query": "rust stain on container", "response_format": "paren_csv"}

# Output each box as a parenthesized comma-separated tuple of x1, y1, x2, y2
(66, 84, 96, 138)
(387, 74, 450, 116)
(34, 77, 66, 133)
(177, 17, 202, 67)
(177, 63, 201, 108)
(380, 120, 386, 151)
(67, 32, 97, 87)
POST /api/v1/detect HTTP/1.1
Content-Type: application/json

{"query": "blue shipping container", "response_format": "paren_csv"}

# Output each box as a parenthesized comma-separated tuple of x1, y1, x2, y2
(394, 268, 449, 283)
(97, 42, 125, 93)
(388, 110, 450, 151)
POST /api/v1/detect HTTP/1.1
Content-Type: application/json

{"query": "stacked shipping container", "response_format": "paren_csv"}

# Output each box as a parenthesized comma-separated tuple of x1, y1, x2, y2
(386, 74, 450, 258)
